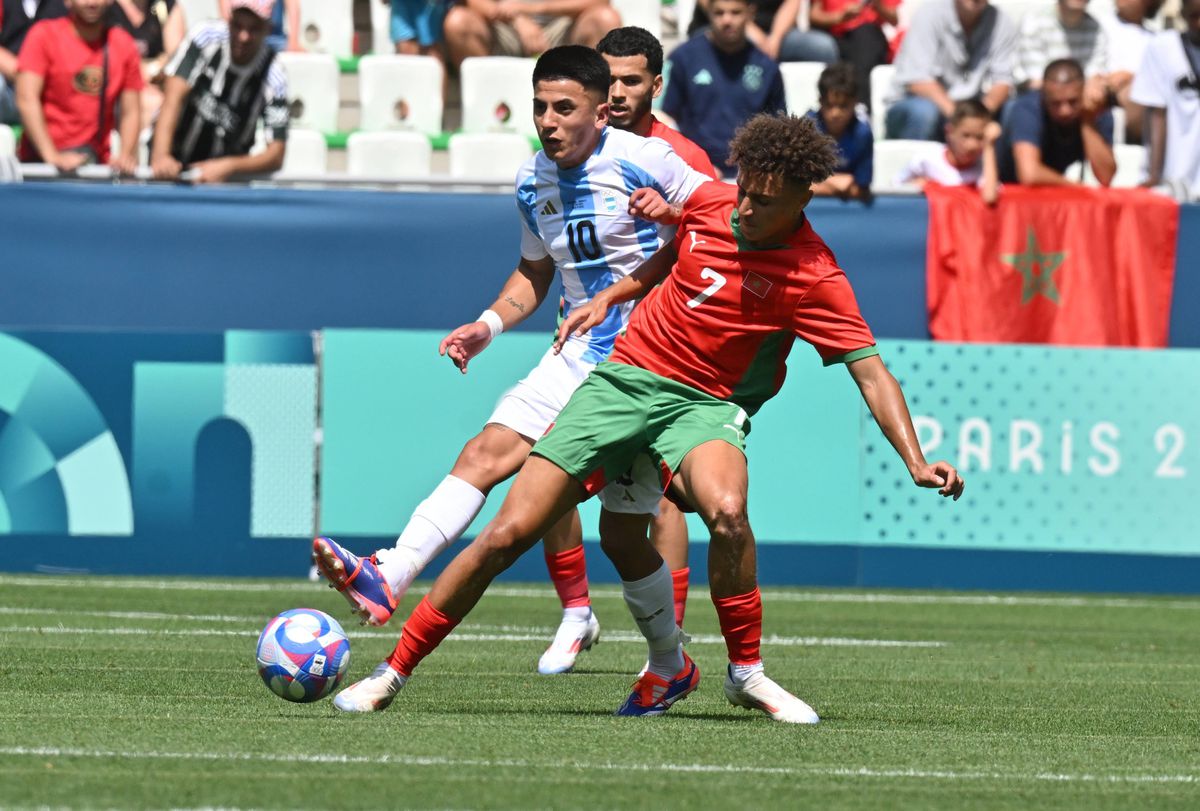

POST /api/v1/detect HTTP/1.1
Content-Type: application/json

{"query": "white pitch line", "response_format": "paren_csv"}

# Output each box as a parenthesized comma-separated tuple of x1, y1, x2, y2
(1, 574, 1196, 610)
(0, 625, 945, 648)
(0, 746, 1194, 786)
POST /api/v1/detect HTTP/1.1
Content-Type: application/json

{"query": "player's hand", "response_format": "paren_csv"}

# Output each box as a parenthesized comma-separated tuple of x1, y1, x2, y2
(629, 187, 681, 224)
(439, 321, 493, 374)
(912, 460, 964, 500)
(553, 295, 609, 354)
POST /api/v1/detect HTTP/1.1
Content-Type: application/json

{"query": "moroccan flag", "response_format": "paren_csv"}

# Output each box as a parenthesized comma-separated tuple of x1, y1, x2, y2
(925, 184, 1179, 346)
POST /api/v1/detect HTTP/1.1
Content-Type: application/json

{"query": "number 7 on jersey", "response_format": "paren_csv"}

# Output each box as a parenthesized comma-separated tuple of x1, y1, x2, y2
(687, 268, 727, 309)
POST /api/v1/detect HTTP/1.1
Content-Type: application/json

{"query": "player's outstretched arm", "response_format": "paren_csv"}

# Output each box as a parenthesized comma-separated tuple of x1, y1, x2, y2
(847, 355, 965, 500)
(553, 243, 679, 353)
(628, 188, 683, 225)
(440, 256, 556, 374)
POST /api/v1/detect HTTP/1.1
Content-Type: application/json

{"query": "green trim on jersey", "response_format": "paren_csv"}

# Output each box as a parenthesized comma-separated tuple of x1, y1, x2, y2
(729, 330, 792, 416)
(731, 210, 789, 251)
(823, 346, 881, 367)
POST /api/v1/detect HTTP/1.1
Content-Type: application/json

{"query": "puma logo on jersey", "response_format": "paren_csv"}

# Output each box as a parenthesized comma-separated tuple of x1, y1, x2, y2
(688, 231, 707, 253)
(541, 201, 558, 216)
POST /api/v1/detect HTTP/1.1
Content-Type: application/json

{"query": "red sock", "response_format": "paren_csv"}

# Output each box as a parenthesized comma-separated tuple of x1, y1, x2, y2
(386, 597, 461, 677)
(545, 545, 591, 609)
(671, 567, 690, 628)
(712, 587, 763, 665)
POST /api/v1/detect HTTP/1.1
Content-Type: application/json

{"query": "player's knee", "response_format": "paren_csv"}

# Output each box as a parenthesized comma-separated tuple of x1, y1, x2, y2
(476, 515, 534, 567)
(706, 495, 750, 542)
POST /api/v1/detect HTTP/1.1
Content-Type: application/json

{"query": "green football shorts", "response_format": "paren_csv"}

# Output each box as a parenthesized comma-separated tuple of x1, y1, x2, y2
(532, 361, 750, 498)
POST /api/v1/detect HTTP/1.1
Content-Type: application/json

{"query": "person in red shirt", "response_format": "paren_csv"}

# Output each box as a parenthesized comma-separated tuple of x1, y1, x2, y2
(330, 112, 964, 722)
(791, 0, 901, 109)
(15, 0, 142, 172)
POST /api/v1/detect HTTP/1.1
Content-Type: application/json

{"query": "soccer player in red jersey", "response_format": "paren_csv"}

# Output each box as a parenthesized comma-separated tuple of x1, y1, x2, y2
(335, 113, 964, 722)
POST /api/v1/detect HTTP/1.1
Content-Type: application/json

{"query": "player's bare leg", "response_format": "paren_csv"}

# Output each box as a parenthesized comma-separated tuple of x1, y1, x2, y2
(334, 456, 584, 712)
(672, 439, 819, 724)
(650, 496, 690, 626)
(537, 509, 602, 675)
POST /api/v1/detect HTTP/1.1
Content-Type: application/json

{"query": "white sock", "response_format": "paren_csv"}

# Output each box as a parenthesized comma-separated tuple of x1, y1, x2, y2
(731, 661, 764, 682)
(621, 563, 683, 679)
(375, 475, 486, 592)
(561, 605, 592, 624)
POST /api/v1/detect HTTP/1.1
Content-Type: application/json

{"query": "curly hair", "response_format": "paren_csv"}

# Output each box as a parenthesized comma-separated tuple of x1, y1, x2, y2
(727, 113, 840, 188)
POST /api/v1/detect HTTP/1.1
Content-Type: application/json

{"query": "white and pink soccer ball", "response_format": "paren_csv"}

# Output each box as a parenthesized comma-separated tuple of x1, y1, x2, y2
(256, 608, 350, 702)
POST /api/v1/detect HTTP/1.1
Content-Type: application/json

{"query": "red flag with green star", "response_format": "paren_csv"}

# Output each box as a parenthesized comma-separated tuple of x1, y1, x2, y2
(924, 184, 1179, 346)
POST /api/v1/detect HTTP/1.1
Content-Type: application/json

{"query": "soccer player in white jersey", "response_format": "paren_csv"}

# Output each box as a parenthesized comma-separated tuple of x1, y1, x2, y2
(313, 45, 711, 687)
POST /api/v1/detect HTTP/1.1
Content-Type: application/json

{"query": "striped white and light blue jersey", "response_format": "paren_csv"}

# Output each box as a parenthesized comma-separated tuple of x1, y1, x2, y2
(515, 127, 710, 364)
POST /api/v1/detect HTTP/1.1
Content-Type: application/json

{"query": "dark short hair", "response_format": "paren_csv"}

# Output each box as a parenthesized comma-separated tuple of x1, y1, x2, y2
(596, 26, 664, 77)
(728, 113, 839, 188)
(532, 45, 611, 98)
(817, 62, 857, 101)
(949, 98, 991, 125)
(1043, 58, 1084, 85)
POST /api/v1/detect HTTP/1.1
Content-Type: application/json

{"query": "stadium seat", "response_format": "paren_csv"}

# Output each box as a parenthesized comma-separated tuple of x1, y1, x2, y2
(460, 57, 537, 138)
(1110, 143, 1146, 187)
(870, 63, 895, 139)
(780, 61, 825, 117)
(1111, 105, 1126, 146)
(448, 132, 533, 180)
(276, 52, 340, 133)
(0, 124, 15, 158)
(674, 0, 697, 35)
(280, 128, 329, 174)
(611, 0, 662, 40)
(370, 0, 392, 54)
(298, 0, 353, 58)
(177, 0, 220, 26)
(346, 131, 433, 178)
(871, 139, 929, 192)
(358, 55, 444, 135)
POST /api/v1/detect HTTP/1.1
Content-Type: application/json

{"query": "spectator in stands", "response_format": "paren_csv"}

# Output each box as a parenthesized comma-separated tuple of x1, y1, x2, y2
(15, 0, 142, 173)
(596, 25, 719, 177)
(150, 0, 288, 183)
(787, 0, 901, 109)
(885, 0, 1018, 141)
(660, 0, 786, 173)
(1132, 0, 1200, 197)
(0, 0, 67, 125)
(895, 98, 1000, 203)
(1099, 0, 1163, 143)
(220, 0, 298, 53)
(441, 0, 621, 71)
(996, 58, 1115, 186)
(109, 0, 188, 125)
(806, 62, 872, 200)
(687, 0, 810, 62)
(388, 0, 447, 62)
(1015, 0, 1109, 114)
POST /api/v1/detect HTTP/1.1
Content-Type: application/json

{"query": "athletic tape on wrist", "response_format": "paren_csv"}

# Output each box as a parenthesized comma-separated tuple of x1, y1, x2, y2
(478, 309, 504, 339)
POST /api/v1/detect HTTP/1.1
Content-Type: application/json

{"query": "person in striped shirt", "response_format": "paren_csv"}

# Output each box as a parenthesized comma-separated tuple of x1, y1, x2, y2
(1015, 0, 1110, 112)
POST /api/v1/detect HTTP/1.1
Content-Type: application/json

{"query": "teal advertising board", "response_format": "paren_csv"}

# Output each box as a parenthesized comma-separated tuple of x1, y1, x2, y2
(320, 331, 1200, 559)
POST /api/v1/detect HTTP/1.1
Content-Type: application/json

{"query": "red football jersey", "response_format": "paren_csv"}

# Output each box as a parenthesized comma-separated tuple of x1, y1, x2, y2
(609, 182, 878, 415)
(17, 18, 143, 163)
(648, 115, 720, 180)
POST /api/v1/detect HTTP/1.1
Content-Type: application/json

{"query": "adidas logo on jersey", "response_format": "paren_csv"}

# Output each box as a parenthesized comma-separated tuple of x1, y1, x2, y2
(541, 201, 558, 216)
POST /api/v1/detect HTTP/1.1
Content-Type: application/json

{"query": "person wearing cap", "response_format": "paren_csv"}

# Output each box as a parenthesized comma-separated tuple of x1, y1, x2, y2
(150, 0, 288, 183)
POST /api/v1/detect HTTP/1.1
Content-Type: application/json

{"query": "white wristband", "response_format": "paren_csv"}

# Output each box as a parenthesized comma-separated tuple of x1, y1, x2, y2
(478, 309, 504, 339)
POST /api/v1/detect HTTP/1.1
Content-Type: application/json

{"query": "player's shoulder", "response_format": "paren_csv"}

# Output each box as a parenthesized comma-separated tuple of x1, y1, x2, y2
(682, 180, 735, 222)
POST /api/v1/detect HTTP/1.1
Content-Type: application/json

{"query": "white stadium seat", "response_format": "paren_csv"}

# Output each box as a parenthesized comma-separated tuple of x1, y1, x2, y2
(276, 52, 340, 133)
(460, 57, 537, 137)
(1110, 143, 1146, 187)
(177, 0, 220, 26)
(370, 0, 392, 53)
(869, 63, 895, 139)
(358, 54, 444, 135)
(780, 61, 826, 116)
(298, 0, 354, 58)
(611, 0, 662, 40)
(0, 124, 16, 157)
(1111, 105, 1126, 145)
(871, 139, 929, 192)
(279, 128, 328, 174)
(347, 131, 433, 178)
(448, 132, 533, 180)
(674, 0, 697, 35)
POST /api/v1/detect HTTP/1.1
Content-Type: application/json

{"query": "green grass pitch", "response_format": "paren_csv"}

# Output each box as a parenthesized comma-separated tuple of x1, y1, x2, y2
(1, 572, 1198, 810)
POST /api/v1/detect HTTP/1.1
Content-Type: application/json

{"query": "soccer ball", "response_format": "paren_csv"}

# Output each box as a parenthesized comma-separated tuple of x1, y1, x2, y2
(256, 608, 350, 703)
